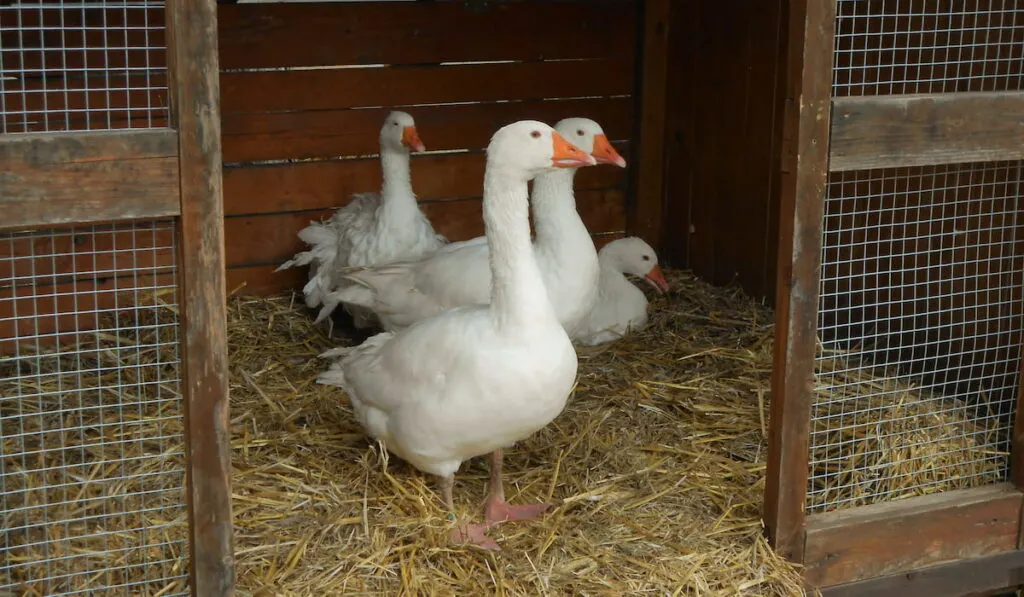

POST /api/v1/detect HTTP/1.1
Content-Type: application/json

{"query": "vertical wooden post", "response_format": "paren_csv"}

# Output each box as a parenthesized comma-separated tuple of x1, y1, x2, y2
(763, 0, 835, 563)
(627, 0, 671, 253)
(166, 2, 235, 595)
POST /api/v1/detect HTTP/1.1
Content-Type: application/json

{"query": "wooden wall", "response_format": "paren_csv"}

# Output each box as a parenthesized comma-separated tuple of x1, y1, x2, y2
(216, 1, 638, 296)
(660, 0, 790, 302)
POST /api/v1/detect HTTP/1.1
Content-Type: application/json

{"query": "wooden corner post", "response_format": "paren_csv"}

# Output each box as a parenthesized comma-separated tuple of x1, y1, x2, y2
(763, 0, 835, 562)
(166, 2, 235, 595)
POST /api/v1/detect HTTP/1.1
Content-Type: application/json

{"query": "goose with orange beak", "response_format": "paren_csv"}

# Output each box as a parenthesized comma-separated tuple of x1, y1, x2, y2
(318, 121, 593, 551)
(323, 117, 627, 341)
(277, 110, 445, 333)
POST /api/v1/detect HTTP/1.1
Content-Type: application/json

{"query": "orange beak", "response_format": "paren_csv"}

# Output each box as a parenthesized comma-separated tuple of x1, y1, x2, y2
(402, 126, 426, 152)
(591, 133, 627, 168)
(551, 131, 596, 168)
(644, 264, 670, 294)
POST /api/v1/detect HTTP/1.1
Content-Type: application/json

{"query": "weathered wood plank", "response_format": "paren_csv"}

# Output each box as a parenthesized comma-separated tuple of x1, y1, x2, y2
(166, 1, 235, 595)
(0, 130, 180, 229)
(763, 0, 835, 563)
(806, 484, 1024, 589)
(829, 91, 1024, 172)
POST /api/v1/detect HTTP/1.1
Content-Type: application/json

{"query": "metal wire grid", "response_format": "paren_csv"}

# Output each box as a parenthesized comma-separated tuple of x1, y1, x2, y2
(0, 220, 188, 596)
(833, 0, 1024, 96)
(808, 161, 1024, 513)
(0, 1, 169, 134)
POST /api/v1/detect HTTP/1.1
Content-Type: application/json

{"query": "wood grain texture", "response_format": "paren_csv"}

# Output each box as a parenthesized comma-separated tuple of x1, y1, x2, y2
(220, 59, 634, 113)
(763, 0, 835, 563)
(829, 92, 1024, 172)
(222, 97, 633, 163)
(806, 484, 1024, 588)
(627, 0, 669, 254)
(820, 549, 1024, 597)
(166, 1, 235, 595)
(217, 1, 635, 69)
(0, 130, 180, 228)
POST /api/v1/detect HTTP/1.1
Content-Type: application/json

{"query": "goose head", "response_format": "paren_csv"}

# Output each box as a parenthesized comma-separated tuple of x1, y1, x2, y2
(601, 237, 670, 293)
(381, 110, 426, 153)
(486, 120, 595, 180)
(555, 117, 627, 168)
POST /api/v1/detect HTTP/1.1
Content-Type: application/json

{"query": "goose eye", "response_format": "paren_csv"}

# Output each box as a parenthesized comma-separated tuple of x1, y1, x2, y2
(393, 122, 400, 126)
(576, 129, 584, 136)
(530, 131, 541, 139)
(642, 255, 651, 261)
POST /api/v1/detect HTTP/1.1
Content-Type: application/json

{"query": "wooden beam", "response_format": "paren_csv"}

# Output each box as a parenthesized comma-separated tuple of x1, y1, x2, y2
(0, 130, 180, 229)
(166, 1, 235, 596)
(805, 484, 1023, 588)
(763, 0, 835, 563)
(820, 548, 1024, 597)
(829, 91, 1024, 172)
(626, 0, 670, 253)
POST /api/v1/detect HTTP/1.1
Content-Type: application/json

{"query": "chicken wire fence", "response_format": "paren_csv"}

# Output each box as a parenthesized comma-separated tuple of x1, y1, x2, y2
(0, 1, 169, 134)
(0, 220, 188, 596)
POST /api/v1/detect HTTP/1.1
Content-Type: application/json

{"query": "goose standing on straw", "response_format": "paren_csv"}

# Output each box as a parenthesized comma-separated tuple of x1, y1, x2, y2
(573, 236, 669, 346)
(317, 121, 595, 550)
(317, 118, 626, 337)
(276, 111, 444, 330)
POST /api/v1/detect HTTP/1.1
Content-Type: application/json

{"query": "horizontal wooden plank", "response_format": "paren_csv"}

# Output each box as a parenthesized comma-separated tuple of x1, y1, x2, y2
(0, 130, 181, 229)
(223, 188, 627, 268)
(820, 549, 1024, 597)
(829, 91, 1024, 172)
(220, 59, 634, 113)
(804, 483, 1024, 588)
(217, 1, 635, 69)
(226, 229, 629, 298)
(222, 96, 634, 162)
(222, 149, 628, 216)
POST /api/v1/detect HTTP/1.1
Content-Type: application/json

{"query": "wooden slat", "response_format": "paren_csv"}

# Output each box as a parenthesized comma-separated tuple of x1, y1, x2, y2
(222, 97, 634, 163)
(222, 151, 628, 216)
(805, 484, 1024, 588)
(821, 549, 1024, 597)
(1, 74, 169, 129)
(216, 1, 635, 69)
(165, 1, 234, 595)
(223, 189, 627, 269)
(0, 130, 180, 229)
(220, 59, 634, 113)
(627, 0, 669, 254)
(763, 0, 835, 563)
(829, 91, 1024, 172)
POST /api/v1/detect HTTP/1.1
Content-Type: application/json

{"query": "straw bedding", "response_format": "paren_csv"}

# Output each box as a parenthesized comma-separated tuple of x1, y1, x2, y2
(0, 269, 1011, 596)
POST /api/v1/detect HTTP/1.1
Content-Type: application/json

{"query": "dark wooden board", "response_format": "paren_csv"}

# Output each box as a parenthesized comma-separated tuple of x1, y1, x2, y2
(829, 92, 1024, 171)
(223, 189, 627, 269)
(805, 484, 1024, 588)
(0, 130, 180, 229)
(217, 1, 636, 69)
(220, 59, 634, 114)
(1, 74, 169, 130)
(222, 151, 628, 216)
(763, 0, 836, 563)
(222, 97, 634, 163)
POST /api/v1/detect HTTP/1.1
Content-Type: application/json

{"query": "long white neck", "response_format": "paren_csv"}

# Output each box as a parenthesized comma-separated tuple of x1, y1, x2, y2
(531, 168, 587, 249)
(484, 166, 557, 331)
(379, 146, 416, 215)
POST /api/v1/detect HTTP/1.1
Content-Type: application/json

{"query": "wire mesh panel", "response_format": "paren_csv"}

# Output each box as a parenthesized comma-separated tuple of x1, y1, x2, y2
(0, 220, 188, 596)
(833, 0, 1024, 96)
(0, 1, 169, 134)
(809, 161, 1024, 513)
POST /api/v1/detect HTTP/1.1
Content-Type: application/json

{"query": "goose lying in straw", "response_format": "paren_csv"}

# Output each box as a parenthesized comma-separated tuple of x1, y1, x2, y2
(317, 118, 626, 337)
(276, 110, 445, 330)
(317, 121, 595, 550)
(573, 236, 669, 346)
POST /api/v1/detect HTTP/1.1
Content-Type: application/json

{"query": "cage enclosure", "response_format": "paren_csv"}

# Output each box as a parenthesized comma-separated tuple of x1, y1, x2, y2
(3, 0, 1024, 595)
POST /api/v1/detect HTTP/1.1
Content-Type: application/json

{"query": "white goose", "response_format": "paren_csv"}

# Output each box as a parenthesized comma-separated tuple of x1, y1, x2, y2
(276, 110, 446, 329)
(317, 121, 595, 550)
(573, 237, 669, 346)
(318, 118, 627, 336)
